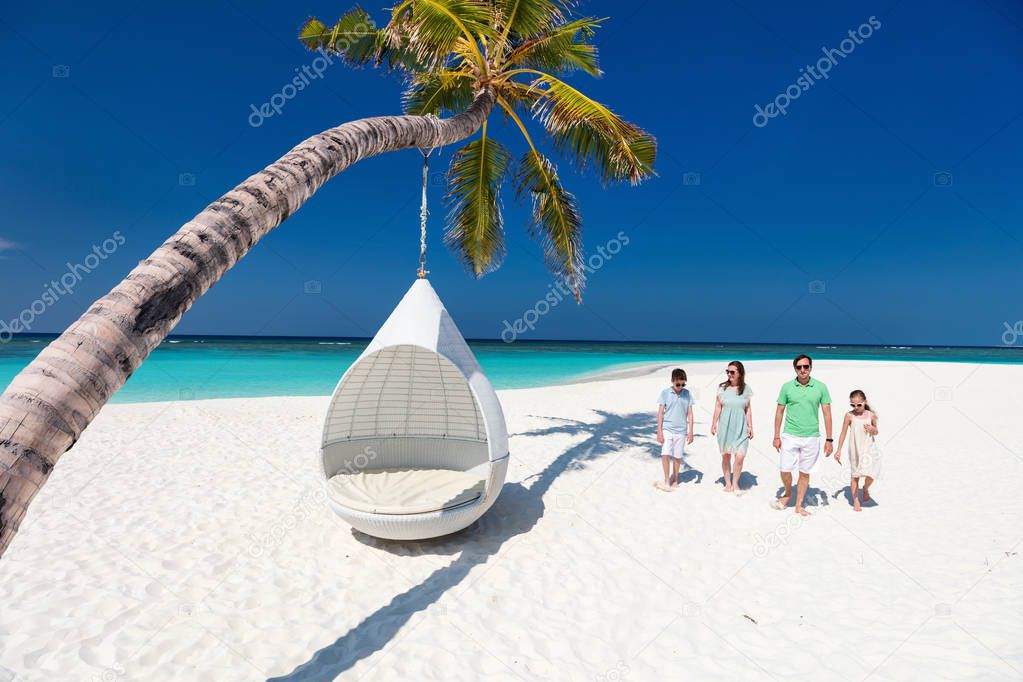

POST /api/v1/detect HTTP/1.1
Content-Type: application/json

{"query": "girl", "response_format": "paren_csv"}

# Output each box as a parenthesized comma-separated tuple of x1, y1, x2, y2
(835, 389, 880, 511)
(710, 361, 753, 493)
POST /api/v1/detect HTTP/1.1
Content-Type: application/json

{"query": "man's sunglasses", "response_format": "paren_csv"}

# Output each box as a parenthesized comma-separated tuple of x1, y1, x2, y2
(795, 364, 811, 370)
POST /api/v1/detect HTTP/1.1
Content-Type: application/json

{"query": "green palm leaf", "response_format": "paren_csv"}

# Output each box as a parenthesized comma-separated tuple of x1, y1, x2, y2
(444, 133, 512, 276)
(299, 9, 380, 66)
(493, 0, 565, 40)
(514, 150, 585, 300)
(404, 70, 476, 115)
(517, 75, 656, 184)
(504, 17, 603, 76)
(385, 0, 494, 69)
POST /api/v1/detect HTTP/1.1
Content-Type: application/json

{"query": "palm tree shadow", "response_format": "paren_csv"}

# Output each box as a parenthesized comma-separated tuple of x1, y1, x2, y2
(269, 409, 654, 681)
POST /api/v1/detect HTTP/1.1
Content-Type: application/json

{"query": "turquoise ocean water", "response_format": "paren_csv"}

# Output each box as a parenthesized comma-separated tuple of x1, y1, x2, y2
(1, 335, 1019, 404)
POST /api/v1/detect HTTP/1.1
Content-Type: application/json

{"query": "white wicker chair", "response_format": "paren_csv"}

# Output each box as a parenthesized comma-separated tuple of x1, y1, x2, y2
(320, 279, 509, 540)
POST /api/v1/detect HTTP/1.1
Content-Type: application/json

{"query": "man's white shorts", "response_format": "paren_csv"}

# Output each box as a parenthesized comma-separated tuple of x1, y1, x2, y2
(661, 430, 687, 460)
(779, 434, 821, 473)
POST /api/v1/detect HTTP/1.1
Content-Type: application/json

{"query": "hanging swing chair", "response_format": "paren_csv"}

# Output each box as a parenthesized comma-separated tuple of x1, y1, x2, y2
(319, 143, 509, 540)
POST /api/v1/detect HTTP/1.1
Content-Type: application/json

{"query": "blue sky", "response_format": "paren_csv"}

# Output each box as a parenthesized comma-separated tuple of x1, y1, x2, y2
(1, 0, 1020, 346)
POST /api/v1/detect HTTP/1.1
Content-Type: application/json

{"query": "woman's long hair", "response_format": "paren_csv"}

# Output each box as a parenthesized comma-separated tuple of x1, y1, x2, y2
(719, 360, 746, 396)
(850, 389, 874, 414)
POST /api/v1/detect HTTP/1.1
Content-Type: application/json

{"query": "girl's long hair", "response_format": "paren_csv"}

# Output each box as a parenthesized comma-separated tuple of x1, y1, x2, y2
(850, 389, 874, 414)
(719, 360, 746, 396)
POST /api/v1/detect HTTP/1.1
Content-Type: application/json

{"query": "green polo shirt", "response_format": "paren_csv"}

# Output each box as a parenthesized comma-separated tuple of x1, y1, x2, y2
(776, 378, 831, 437)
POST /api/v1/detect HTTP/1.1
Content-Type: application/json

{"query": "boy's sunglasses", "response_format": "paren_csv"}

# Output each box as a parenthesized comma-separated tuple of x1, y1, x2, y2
(850, 402, 864, 408)
(795, 364, 811, 370)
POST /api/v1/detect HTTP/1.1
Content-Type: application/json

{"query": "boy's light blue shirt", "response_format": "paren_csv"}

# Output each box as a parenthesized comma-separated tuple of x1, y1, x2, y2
(658, 387, 694, 433)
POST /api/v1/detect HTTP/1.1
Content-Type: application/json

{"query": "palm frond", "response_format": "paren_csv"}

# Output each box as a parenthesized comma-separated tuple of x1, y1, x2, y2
(385, 0, 493, 69)
(514, 150, 585, 300)
(299, 10, 380, 66)
(515, 75, 656, 184)
(493, 0, 565, 40)
(504, 17, 603, 76)
(404, 69, 476, 115)
(444, 133, 512, 276)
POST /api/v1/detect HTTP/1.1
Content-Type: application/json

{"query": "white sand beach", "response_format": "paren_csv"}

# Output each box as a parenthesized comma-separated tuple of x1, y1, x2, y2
(1, 359, 1021, 681)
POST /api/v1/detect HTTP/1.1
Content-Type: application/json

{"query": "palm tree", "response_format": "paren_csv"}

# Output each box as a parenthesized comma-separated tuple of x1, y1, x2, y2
(0, 0, 654, 557)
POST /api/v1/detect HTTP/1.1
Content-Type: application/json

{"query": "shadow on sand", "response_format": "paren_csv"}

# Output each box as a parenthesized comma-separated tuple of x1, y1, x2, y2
(772, 484, 830, 507)
(832, 485, 880, 508)
(268, 409, 655, 681)
(713, 471, 759, 491)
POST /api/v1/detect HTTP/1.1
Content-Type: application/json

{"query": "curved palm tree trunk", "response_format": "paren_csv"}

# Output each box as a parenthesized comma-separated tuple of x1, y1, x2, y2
(0, 89, 495, 558)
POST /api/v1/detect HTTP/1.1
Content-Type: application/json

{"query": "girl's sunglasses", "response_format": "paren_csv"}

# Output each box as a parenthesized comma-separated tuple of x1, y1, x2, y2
(850, 402, 864, 408)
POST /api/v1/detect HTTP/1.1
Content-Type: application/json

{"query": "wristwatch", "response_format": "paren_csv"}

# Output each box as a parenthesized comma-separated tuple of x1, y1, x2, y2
(825, 438, 834, 442)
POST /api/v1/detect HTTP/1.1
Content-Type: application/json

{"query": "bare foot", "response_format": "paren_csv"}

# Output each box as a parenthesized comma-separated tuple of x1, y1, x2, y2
(655, 481, 673, 492)
(796, 507, 811, 517)
(770, 497, 789, 510)
(862, 490, 872, 503)
(723, 485, 734, 493)
(853, 504, 862, 512)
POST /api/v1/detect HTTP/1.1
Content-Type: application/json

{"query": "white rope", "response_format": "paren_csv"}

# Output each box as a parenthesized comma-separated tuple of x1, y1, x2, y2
(417, 114, 444, 279)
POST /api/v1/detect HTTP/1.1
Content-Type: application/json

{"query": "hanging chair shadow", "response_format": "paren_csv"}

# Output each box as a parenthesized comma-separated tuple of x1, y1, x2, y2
(320, 279, 509, 540)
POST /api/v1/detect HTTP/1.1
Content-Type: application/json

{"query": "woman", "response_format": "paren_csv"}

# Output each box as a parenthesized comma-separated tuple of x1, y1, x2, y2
(710, 361, 754, 493)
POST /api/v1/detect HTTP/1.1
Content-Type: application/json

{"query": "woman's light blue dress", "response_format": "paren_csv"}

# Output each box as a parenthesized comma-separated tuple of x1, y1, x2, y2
(717, 385, 753, 454)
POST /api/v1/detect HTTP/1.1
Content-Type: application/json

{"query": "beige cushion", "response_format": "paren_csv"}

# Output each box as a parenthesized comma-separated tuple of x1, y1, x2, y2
(327, 467, 486, 515)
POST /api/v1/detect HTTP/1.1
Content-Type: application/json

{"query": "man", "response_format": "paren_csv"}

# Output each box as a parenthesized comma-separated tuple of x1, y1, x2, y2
(772, 354, 832, 516)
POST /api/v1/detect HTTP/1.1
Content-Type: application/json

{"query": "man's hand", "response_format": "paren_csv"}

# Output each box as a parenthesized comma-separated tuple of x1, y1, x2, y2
(824, 441, 834, 457)
(657, 431, 664, 444)
(773, 436, 782, 452)
(686, 432, 694, 445)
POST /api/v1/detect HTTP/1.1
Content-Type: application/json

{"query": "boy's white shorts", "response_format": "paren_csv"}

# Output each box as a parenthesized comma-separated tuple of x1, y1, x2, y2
(779, 434, 821, 473)
(661, 430, 687, 460)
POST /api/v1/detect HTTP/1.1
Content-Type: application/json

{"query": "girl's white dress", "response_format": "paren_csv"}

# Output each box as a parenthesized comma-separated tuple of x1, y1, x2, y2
(847, 412, 879, 478)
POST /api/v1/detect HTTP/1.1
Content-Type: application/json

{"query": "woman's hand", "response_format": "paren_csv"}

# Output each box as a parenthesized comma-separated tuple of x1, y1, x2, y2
(710, 422, 717, 436)
(748, 426, 754, 439)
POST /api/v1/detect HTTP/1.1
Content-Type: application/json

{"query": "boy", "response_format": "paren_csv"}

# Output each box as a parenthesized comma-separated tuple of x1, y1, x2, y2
(656, 368, 695, 490)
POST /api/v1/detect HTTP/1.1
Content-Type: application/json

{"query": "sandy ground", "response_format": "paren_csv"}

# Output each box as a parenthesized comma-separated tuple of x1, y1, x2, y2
(1, 359, 1021, 681)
